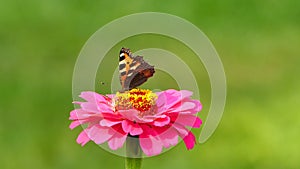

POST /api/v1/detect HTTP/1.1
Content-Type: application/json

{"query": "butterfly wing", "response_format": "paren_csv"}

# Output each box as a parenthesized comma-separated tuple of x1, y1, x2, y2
(127, 56, 155, 90)
(119, 48, 134, 90)
(119, 48, 155, 91)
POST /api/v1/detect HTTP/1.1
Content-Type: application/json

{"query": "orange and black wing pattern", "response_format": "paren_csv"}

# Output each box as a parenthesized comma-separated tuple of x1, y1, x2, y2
(119, 48, 155, 91)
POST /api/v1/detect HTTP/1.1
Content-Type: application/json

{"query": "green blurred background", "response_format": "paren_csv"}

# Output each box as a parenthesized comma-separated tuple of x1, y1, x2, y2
(1, 0, 300, 169)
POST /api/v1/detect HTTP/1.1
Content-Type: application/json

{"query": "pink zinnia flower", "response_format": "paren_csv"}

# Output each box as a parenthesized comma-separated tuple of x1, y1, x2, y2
(69, 89, 202, 156)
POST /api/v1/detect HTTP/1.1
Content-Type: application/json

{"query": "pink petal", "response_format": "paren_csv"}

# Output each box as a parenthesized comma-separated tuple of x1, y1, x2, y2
(75, 92, 115, 115)
(139, 125, 164, 156)
(69, 121, 81, 129)
(101, 112, 122, 119)
(72, 101, 83, 105)
(100, 119, 122, 127)
(69, 109, 82, 120)
(156, 90, 194, 112)
(140, 124, 159, 136)
(156, 127, 178, 148)
(172, 123, 189, 137)
(69, 115, 103, 129)
(179, 101, 196, 111)
(139, 135, 163, 156)
(171, 124, 197, 150)
(76, 130, 90, 146)
(106, 94, 115, 99)
(192, 100, 202, 112)
(118, 109, 153, 123)
(80, 91, 108, 103)
(156, 92, 167, 108)
(183, 131, 196, 150)
(174, 100, 202, 114)
(174, 115, 202, 128)
(87, 125, 114, 144)
(80, 102, 99, 113)
(166, 90, 193, 107)
(180, 90, 193, 98)
(107, 132, 127, 150)
(69, 109, 97, 120)
(142, 114, 167, 121)
(122, 120, 143, 136)
(153, 116, 170, 127)
(97, 102, 114, 112)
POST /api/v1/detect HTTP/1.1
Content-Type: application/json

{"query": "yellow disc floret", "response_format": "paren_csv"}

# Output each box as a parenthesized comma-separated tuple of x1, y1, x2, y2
(115, 89, 157, 113)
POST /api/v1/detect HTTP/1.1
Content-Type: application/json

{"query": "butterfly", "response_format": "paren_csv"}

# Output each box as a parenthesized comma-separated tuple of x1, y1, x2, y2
(119, 47, 155, 91)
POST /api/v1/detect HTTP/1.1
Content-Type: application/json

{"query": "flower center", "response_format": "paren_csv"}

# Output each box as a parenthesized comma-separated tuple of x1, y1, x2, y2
(115, 89, 157, 113)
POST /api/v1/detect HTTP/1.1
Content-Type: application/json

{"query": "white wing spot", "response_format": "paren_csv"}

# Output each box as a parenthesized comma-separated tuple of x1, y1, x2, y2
(119, 60, 126, 65)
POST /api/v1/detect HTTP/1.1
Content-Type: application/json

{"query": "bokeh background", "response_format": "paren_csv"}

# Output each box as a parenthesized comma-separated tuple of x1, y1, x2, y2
(1, 0, 299, 169)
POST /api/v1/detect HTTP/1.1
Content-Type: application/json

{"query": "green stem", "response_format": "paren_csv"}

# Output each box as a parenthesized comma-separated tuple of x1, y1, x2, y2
(125, 157, 142, 169)
(125, 136, 142, 169)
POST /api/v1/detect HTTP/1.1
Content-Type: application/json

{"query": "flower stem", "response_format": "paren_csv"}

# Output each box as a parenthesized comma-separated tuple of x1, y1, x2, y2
(125, 136, 142, 169)
(125, 157, 142, 169)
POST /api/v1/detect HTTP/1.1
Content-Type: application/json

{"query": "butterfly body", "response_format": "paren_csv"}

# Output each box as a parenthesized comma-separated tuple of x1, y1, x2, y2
(119, 48, 155, 91)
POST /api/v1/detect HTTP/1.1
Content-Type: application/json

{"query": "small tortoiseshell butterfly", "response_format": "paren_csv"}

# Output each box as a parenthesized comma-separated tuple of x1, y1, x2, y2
(119, 47, 155, 91)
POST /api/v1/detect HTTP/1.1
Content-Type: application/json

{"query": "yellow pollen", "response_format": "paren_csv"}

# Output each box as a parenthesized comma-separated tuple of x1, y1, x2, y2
(115, 89, 157, 113)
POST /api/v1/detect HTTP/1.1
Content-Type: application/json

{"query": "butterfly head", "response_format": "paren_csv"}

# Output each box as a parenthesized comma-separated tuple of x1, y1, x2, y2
(119, 47, 132, 61)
